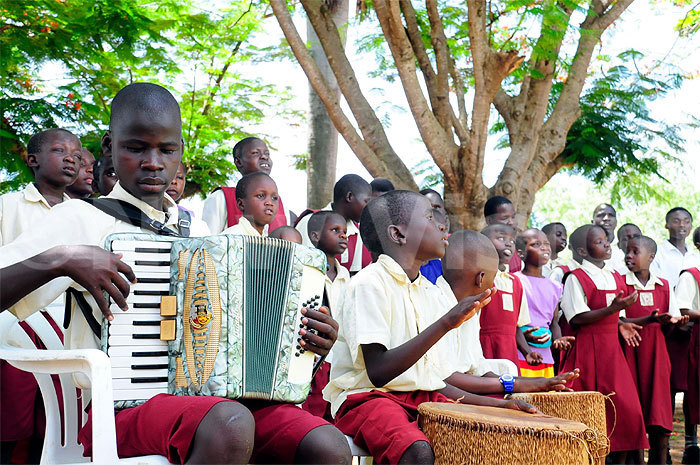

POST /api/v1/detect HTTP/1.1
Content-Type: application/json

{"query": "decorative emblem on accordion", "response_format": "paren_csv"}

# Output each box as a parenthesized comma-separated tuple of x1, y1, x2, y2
(101, 233, 327, 408)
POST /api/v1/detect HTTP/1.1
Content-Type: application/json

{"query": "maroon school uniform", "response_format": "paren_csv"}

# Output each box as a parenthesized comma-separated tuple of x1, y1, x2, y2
(622, 275, 674, 432)
(682, 268, 700, 425)
(560, 268, 649, 451)
(479, 272, 525, 369)
(218, 186, 287, 231)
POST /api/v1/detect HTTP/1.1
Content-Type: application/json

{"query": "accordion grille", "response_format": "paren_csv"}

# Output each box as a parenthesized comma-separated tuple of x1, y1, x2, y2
(243, 237, 293, 397)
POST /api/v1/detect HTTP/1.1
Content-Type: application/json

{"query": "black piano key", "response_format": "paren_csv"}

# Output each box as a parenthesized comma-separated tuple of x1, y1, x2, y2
(131, 377, 168, 383)
(132, 321, 160, 326)
(133, 334, 160, 339)
(134, 290, 170, 296)
(135, 277, 170, 284)
(133, 303, 160, 308)
(134, 260, 170, 266)
(134, 247, 171, 254)
(131, 364, 168, 370)
(132, 351, 168, 357)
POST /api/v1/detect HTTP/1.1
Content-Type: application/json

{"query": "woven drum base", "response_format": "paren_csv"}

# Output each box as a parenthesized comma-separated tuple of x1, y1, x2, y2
(418, 402, 597, 465)
(508, 391, 608, 461)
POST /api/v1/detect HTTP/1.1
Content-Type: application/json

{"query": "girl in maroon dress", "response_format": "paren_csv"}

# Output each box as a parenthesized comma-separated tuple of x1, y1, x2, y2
(559, 225, 649, 463)
(621, 236, 688, 464)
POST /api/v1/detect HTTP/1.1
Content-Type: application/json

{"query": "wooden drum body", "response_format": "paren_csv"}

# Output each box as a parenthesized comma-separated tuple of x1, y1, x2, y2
(418, 402, 598, 465)
(507, 391, 608, 460)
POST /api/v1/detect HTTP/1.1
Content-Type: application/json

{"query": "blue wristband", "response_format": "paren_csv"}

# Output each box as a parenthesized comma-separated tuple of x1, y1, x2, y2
(500, 374, 515, 394)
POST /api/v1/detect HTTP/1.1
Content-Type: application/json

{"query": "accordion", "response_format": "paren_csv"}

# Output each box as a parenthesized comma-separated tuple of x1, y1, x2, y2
(101, 233, 327, 408)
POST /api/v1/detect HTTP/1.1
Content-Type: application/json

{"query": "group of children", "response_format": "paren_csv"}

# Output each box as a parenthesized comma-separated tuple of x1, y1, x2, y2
(1, 81, 700, 465)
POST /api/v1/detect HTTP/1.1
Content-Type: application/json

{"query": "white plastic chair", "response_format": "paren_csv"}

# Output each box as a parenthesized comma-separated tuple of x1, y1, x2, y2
(0, 311, 169, 464)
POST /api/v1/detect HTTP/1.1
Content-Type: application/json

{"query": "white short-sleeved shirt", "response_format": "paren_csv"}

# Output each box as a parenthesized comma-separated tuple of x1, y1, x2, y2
(0, 183, 71, 246)
(560, 259, 620, 322)
(222, 216, 268, 237)
(295, 202, 365, 272)
(650, 240, 700, 289)
(325, 259, 350, 315)
(492, 270, 531, 327)
(0, 181, 209, 356)
(548, 259, 581, 284)
(676, 271, 700, 310)
(202, 188, 289, 235)
(323, 254, 455, 417)
(622, 270, 681, 317)
(435, 277, 517, 376)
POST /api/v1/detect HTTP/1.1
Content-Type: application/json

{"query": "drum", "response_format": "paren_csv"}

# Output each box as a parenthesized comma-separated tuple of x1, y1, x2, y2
(417, 402, 599, 465)
(507, 391, 608, 461)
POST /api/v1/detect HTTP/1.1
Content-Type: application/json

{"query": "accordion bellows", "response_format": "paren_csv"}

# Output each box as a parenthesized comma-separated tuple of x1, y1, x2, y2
(101, 233, 327, 409)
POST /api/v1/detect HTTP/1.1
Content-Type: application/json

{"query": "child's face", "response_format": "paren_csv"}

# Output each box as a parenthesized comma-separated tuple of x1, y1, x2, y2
(347, 188, 371, 223)
(412, 197, 449, 262)
(29, 131, 82, 187)
(585, 227, 611, 261)
(592, 205, 617, 239)
(617, 225, 641, 253)
(520, 230, 551, 267)
(488, 203, 516, 227)
(105, 108, 182, 202)
(546, 225, 567, 254)
(666, 211, 692, 241)
(96, 156, 117, 196)
(318, 216, 348, 256)
(166, 164, 186, 202)
(487, 230, 516, 266)
(235, 139, 272, 175)
(238, 176, 279, 227)
(624, 238, 653, 273)
(68, 148, 95, 196)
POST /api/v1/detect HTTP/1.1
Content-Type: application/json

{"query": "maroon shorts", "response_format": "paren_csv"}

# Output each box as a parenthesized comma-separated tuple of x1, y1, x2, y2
(78, 394, 228, 463)
(301, 361, 333, 422)
(334, 390, 450, 464)
(242, 400, 330, 464)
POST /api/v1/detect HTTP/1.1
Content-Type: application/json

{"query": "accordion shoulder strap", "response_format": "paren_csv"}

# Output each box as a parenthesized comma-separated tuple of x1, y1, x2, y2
(80, 198, 190, 238)
(64, 288, 101, 337)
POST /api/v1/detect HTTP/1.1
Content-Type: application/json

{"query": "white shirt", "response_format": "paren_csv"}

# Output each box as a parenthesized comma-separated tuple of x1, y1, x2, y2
(0, 181, 209, 356)
(222, 216, 268, 237)
(676, 271, 700, 310)
(561, 259, 620, 322)
(323, 255, 455, 417)
(202, 188, 288, 235)
(609, 246, 629, 275)
(548, 259, 581, 284)
(435, 277, 517, 376)
(325, 258, 350, 315)
(623, 270, 681, 317)
(0, 183, 71, 246)
(296, 202, 365, 272)
(493, 270, 531, 327)
(650, 240, 700, 289)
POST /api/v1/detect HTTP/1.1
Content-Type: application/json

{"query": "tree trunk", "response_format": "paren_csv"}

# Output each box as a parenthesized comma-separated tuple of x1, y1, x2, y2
(306, 0, 349, 209)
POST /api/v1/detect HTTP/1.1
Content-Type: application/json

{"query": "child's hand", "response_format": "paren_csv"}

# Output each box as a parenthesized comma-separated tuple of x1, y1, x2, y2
(610, 291, 638, 312)
(515, 368, 580, 392)
(525, 352, 543, 365)
(442, 287, 495, 330)
(670, 314, 691, 325)
(619, 321, 643, 347)
(551, 336, 575, 351)
(522, 327, 551, 344)
(503, 399, 539, 414)
(299, 306, 338, 357)
(652, 311, 674, 325)
(59, 245, 136, 320)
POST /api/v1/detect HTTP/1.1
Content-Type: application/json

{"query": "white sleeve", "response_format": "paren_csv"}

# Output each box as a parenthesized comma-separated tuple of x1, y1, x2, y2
(668, 287, 682, 317)
(675, 272, 698, 310)
(202, 190, 227, 235)
(549, 267, 565, 284)
(560, 275, 590, 322)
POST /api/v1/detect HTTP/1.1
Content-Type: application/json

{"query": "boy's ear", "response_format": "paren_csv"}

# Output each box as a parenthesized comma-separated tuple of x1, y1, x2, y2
(475, 271, 485, 289)
(310, 230, 320, 246)
(26, 153, 39, 169)
(387, 224, 407, 247)
(233, 155, 241, 170)
(576, 246, 588, 258)
(101, 131, 113, 157)
(345, 191, 354, 204)
(236, 197, 245, 213)
(649, 251, 656, 262)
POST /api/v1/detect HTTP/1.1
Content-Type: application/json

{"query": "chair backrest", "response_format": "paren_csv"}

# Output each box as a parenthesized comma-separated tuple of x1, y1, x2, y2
(0, 311, 90, 463)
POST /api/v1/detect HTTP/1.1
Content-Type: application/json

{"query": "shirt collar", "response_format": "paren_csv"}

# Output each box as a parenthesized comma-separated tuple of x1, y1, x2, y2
(238, 216, 268, 236)
(23, 182, 71, 208)
(107, 181, 178, 227)
(661, 239, 688, 254)
(581, 259, 609, 275)
(624, 270, 663, 289)
(377, 254, 426, 286)
(325, 258, 350, 284)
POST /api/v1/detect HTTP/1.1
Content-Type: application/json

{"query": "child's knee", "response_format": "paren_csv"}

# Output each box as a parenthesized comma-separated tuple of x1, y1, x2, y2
(400, 440, 435, 465)
(201, 402, 255, 451)
(296, 424, 352, 464)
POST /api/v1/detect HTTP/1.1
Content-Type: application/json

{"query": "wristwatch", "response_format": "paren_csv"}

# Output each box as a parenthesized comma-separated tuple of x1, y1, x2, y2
(499, 374, 515, 394)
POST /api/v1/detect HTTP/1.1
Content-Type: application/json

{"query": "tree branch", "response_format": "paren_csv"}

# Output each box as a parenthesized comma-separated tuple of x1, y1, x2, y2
(269, 0, 417, 188)
(399, 0, 439, 106)
(426, 0, 451, 130)
(449, 57, 469, 133)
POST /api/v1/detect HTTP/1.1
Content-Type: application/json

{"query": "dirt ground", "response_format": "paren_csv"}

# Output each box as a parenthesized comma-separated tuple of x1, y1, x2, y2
(669, 393, 688, 464)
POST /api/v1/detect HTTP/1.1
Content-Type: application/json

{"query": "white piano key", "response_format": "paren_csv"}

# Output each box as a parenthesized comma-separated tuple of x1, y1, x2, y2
(131, 282, 170, 292)
(117, 251, 171, 263)
(107, 346, 169, 357)
(108, 335, 169, 347)
(108, 325, 161, 336)
(110, 240, 173, 252)
(111, 367, 168, 379)
(110, 355, 169, 367)
(108, 314, 163, 325)
(113, 378, 168, 390)
(113, 388, 168, 401)
(109, 304, 163, 315)
(129, 264, 171, 275)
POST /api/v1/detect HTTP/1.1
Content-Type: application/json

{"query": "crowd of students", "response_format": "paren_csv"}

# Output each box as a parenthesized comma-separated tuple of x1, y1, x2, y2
(1, 81, 700, 465)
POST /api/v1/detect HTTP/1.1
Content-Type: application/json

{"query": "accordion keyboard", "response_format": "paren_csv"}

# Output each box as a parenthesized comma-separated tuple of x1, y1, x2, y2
(107, 239, 173, 401)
